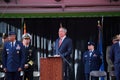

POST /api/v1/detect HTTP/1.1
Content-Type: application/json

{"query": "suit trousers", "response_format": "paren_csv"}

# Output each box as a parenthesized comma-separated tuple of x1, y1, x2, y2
(114, 63, 120, 80)
(63, 61, 70, 80)
(85, 73, 89, 80)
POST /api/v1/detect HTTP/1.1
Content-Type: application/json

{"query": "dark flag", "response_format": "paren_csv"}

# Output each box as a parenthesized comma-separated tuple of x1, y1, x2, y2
(97, 20, 104, 80)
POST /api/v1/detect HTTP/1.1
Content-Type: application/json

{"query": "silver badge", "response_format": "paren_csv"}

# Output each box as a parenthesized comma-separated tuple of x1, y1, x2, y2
(16, 44, 21, 50)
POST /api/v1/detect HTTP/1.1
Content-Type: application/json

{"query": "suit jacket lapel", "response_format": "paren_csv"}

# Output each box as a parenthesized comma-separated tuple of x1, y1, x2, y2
(88, 51, 90, 58)
(57, 39, 59, 48)
(12, 41, 17, 52)
(91, 50, 94, 57)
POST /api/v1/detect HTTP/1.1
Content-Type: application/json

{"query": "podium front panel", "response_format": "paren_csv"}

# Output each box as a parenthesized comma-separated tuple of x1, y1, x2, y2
(40, 57, 63, 80)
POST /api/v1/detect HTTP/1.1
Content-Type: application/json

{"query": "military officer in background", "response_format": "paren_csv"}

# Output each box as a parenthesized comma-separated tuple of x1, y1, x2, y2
(2, 31, 25, 80)
(1, 33, 9, 44)
(83, 41, 102, 80)
(0, 33, 9, 71)
(22, 33, 35, 80)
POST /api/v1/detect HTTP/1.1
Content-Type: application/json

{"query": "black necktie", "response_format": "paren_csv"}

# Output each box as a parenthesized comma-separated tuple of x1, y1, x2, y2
(25, 46, 28, 49)
(12, 42, 13, 47)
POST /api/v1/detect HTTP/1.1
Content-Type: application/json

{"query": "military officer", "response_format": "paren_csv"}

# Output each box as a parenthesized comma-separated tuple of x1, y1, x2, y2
(0, 33, 8, 71)
(2, 31, 25, 80)
(83, 41, 102, 80)
(1, 33, 9, 44)
(22, 33, 35, 80)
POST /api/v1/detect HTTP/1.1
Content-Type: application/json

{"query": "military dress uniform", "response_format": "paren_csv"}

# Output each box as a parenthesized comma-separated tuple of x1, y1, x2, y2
(83, 42, 102, 80)
(0, 33, 8, 72)
(2, 40, 25, 80)
(0, 45, 3, 72)
(0, 44, 5, 80)
(22, 33, 35, 80)
(24, 45, 35, 80)
(2, 32, 25, 80)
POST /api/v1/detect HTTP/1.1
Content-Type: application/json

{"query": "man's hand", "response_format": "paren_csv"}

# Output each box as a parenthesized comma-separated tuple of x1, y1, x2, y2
(18, 68, 22, 72)
(24, 64, 29, 69)
(3, 68, 7, 72)
(54, 55, 60, 57)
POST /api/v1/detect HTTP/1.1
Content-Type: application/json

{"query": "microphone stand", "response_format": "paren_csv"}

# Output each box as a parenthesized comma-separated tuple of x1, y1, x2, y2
(58, 51, 73, 70)
(51, 43, 72, 70)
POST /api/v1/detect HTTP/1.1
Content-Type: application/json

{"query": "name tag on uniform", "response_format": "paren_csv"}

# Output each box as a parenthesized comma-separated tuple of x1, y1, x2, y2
(16, 44, 21, 50)
(93, 54, 97, 57)
(6, 49, 9, 54)
(16, 44, 21, 54)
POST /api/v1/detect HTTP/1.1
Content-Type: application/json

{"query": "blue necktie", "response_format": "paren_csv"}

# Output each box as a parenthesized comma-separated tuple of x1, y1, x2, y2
(89, 51, 92, 57)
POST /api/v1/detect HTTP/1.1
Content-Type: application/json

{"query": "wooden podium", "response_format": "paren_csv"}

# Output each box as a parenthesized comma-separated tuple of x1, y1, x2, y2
(40, 57, 63, 80)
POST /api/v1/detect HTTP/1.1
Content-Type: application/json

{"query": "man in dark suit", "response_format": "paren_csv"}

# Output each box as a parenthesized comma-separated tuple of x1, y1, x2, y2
(2, 31, 25, 80)
(109, 34, 120, 80)
(83, 42, 102, 80)
(53, 27, 73, 80)
(106, 35, 119, 80)
(22, 33, 35, 80)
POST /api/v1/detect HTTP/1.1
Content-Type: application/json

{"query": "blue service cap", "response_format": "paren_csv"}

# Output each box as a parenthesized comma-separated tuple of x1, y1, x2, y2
(88, 41, 95, 46)
(8, 31, 16, 35)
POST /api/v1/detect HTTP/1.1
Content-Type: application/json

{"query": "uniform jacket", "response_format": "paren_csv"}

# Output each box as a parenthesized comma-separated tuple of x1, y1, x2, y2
(110, 42, 120, 64)
(0, 45, 3, 71)
(53, 37, 73, 58)
(83, 50, 102, 73)
(0, 45, 3, 65)
(2, 41, 25, 72)
(24, 45, 35, 70)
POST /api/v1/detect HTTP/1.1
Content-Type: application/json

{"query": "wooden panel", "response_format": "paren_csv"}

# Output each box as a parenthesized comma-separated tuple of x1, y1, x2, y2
(40, 58, 48, 80)
(40, 57, 63, 80)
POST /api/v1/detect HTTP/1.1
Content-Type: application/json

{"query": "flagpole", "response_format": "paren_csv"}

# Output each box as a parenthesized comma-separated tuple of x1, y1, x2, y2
(97, 20, 105, 80)
(60, 23, 63, 28)
(24, 23, 27, 34)
(101, 16, 104, 28)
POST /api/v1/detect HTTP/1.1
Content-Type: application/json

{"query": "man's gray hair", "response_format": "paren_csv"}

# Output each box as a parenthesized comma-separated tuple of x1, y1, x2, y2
(60, 27, 67, 33)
